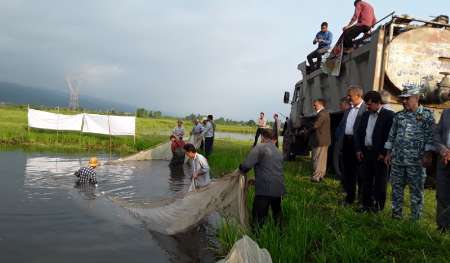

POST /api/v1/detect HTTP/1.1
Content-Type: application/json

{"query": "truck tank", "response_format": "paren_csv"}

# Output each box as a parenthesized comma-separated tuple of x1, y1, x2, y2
(283, 15, 450, 175)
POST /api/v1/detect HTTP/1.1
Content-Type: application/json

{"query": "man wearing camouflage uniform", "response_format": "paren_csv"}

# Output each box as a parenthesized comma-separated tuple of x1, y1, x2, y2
(384, 86, 435, 220)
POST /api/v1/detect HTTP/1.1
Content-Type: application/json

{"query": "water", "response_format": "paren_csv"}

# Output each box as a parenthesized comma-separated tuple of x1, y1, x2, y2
(0, 150, 217, 263)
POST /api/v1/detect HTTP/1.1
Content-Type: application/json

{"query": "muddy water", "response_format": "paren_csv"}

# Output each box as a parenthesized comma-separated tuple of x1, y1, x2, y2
(0, 150, 217, 263)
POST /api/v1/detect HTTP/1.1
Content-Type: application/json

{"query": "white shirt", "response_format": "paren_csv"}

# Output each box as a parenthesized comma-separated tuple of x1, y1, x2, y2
(365, 107, 381, 147)
(192, 123, 204, 134)
(192, 153, 211, 187)
(202, 121, 214, 138)
(345, 101, 363, 135)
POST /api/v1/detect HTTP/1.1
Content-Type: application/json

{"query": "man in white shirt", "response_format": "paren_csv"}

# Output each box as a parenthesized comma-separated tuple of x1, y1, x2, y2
(190, 119, 204, 149)
(184, 143, 211, 190)
(354, 91, 394, 212)
(253, 112, 267, 147)
(202, 115, 215, 157)
(337, 85, 367, 205)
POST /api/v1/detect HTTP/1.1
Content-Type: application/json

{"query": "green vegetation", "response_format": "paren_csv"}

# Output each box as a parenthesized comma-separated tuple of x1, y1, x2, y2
(0, 104, 255, 154)
(209, 141, 450, 263)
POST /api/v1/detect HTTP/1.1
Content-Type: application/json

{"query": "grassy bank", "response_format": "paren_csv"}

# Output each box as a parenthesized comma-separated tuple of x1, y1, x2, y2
(210, 141, 450, 263)
(0, 105, 254, 154)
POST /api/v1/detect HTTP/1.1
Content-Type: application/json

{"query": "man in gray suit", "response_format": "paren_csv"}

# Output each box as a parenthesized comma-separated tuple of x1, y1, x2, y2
(434, 109, 450, 231)
(337, 85, 367, 204)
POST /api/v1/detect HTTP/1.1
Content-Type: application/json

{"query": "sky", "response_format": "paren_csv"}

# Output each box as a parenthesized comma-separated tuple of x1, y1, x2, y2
(0, 0, 448, 120)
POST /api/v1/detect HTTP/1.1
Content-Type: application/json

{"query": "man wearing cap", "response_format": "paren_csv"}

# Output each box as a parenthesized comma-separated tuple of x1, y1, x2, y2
(434, 108, 450, 231)
(74, 157, 99, 186)
(384, 85, 435, 220)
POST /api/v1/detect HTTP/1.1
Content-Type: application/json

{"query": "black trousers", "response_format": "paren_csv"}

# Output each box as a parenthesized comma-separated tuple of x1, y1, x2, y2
(342, 135, 362, 204)
(343, 25, 370, 48)
(253, 128, 264, 146)
(204, 137, 214, 157)
(361, 148, 388, 211)
(436, 162, 450, 231)
(274, 130, 279, 148)
(307, 49, 323, 69)
(252, 195, 282, 227)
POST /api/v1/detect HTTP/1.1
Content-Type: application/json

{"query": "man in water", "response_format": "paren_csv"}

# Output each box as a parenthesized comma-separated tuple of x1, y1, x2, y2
(170, 135, 186, 166)
(74, 157, 98, 186)
(184, 143, 211, 190)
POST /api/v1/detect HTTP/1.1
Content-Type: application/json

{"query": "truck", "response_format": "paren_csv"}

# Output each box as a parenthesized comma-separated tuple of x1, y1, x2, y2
(282, 14, 450, 177)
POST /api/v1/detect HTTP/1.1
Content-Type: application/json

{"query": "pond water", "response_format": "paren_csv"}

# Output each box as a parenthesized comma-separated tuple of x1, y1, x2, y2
(0, 150, 217, 263)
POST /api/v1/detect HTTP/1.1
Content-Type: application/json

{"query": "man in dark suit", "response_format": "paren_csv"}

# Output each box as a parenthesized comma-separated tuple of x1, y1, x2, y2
(434, 109, 450, 231)
(337, 85, 367, 204)
(310, 99, 331, 182)
(355, 91, 394, 212)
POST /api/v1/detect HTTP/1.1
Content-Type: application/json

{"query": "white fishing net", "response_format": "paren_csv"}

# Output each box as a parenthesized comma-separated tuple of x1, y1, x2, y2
(217, 235, 273, 263)
(110, 171, 248, 235)
(106, 142, 174, 163)
(106, 141, 275, 262)
(106, 142, 248, 235)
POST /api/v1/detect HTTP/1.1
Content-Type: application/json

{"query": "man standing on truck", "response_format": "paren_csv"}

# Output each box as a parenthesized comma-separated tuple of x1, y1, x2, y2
(338, 86, 366, 205)
(384, 86, 434, 220)
(307, 22, 333, 71)
(342, 0, 376, 52)
(309, 99, 331, 182)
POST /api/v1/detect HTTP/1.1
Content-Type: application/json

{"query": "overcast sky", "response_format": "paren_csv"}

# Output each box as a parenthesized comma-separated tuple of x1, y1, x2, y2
(0, 1, 448, 120)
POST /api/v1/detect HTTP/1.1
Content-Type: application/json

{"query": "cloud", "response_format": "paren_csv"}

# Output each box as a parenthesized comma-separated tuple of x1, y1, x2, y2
(0, 0, 448, 120)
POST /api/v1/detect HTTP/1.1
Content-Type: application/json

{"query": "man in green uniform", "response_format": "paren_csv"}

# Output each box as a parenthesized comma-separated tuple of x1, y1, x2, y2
(384, 85, 434, 220)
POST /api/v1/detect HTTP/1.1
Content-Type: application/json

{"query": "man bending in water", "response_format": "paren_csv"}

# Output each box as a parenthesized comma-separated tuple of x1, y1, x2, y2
(184, 143, 211, 190)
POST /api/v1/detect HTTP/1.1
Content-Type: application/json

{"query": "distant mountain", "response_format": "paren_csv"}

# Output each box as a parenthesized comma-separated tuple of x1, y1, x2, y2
(0, 81, 136, 112)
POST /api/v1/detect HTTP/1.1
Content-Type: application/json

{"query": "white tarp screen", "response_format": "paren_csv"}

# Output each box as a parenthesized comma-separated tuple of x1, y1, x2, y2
(108, 115, 136, 136)
(28, 109, 83, 131)
(82, 114, 110, 135)
(81, 114, 135, 136)
(28, 109, 135, 136)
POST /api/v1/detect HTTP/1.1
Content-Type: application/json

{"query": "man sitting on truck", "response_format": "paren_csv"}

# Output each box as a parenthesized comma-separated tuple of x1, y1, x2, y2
(307, 22, 333, 72)
(342, 0, 376, 52)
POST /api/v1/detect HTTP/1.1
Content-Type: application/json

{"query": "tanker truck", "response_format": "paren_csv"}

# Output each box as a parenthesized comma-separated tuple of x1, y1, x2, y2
(282, 14, 450, 176)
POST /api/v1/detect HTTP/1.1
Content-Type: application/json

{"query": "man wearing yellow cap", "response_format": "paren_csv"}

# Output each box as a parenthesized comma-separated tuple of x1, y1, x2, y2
(74, 157, 99, 186)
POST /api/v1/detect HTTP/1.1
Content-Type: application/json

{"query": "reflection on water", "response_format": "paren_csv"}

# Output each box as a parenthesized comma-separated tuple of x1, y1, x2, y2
(1, 150, 216, 263)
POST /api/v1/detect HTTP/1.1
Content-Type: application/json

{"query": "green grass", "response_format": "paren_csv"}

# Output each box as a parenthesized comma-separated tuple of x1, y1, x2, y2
(0, 105, 254, 154)
(210, 141, 450, 263)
